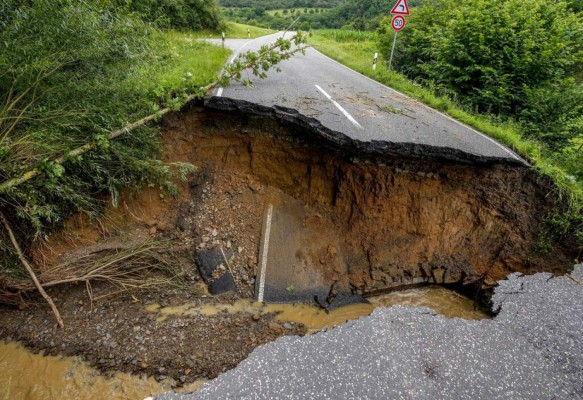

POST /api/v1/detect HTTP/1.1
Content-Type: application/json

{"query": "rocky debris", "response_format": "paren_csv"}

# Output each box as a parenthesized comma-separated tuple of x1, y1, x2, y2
(155, 266, 583, 399)
(0, 284, 307, 386)
(188, 171, 266, 298)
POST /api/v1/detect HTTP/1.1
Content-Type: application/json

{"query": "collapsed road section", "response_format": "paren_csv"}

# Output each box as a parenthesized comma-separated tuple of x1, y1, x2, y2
(155, 265, 583, 400)
(163, 102, 577, 302)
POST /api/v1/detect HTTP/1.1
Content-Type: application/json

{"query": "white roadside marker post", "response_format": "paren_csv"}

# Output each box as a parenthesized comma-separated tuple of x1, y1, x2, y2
(373, 52, 378, 70)
(248, 28, 251, 39)
(222, 31, 225, 48)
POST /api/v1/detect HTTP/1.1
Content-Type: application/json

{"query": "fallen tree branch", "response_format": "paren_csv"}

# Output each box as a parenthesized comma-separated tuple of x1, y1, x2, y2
(0, 33, 308, 194)
(0, 211, 64, 328)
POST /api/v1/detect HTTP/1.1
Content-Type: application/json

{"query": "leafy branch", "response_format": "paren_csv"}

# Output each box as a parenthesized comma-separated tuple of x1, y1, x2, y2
(0, 31, 308, 328)
(0, 32, 308, 194)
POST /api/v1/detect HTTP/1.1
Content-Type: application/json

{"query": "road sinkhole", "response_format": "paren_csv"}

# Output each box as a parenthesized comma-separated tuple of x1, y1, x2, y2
(0, 106, 578, 397)
(165, 105, 576, 303)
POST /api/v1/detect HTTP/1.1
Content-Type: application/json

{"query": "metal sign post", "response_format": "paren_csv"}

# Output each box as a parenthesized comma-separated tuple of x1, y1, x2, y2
(388, 32, 398, 71)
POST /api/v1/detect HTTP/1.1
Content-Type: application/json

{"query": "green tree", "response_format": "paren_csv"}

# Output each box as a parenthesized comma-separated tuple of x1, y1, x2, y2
(121, 0, 224, 31)
(387, 0, 583, 149)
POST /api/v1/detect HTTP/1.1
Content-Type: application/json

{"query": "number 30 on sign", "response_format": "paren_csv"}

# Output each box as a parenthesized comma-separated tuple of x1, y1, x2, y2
(391, 15, 406, 31)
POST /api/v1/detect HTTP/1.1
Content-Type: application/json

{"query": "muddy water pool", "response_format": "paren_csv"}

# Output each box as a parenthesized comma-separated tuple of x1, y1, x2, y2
(2, 286, 486, 399)
(148, 285, 488, 331)
(0, 341, 204, 400)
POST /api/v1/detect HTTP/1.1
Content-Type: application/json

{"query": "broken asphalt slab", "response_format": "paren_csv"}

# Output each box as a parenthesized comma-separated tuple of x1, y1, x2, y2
(154, 265, 583, 399)
(195, 249, 236, 295)
(205, 33, 528, 167)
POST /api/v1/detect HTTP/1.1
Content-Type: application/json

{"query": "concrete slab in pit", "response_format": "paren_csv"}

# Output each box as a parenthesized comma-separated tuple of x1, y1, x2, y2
(254, 193, 359, 306)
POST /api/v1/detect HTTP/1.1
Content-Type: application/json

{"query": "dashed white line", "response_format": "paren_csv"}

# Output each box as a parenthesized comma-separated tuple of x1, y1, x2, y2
(313, 49, 525, 163)
(257, 203, 274, 303)
(315, 84, 363, 129)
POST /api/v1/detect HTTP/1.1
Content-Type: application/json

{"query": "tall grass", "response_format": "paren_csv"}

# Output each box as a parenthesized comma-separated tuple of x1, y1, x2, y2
(190, 21, 275, 39)
(316, 29, 379, 42)
(0, 2, 231, 240)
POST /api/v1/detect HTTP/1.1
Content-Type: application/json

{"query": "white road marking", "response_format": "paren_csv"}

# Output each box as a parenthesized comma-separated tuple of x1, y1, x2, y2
(313, 50, 525, 163)
(315, 84, 363, 129)
(257, 203, 274, 303)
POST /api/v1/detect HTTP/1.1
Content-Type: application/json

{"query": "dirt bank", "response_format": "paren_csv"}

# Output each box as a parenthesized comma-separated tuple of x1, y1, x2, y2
(0, 103, 577, 386)
(168, 104, 576, 290)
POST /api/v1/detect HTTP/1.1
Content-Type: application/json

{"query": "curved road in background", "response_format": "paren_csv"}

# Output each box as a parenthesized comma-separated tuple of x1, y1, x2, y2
(205, 32, 527, 166)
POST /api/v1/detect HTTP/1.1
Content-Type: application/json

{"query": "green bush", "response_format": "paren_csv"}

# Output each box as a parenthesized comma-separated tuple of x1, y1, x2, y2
(119, 0, 224, 31)
(383, 0, 583, 150)
(0, 0, 209, 236)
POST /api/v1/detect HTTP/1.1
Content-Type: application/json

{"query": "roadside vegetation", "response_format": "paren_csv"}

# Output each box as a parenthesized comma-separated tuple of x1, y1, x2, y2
(190, 21, 275, 39)
(308, 0, 582, 251)
(0, 0, 307, 323)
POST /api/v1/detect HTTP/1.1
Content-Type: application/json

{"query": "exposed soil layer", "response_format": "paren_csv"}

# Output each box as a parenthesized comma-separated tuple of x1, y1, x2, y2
(0, 104, 577, 387)
(170, 104, 576, 290)
(0, 166, 307, 385)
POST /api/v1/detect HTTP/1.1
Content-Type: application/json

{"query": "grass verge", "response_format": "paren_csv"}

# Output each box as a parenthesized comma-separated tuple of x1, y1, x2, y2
(190, 21, 275, 40)
(309, 30, 582, 251)
(143, 30, 231, 104)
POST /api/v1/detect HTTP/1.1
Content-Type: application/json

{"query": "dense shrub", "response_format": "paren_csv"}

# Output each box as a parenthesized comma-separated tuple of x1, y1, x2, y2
(382, 0, 583, 150)
(0, 0, 186, 235)
(119, 0, 224, 31)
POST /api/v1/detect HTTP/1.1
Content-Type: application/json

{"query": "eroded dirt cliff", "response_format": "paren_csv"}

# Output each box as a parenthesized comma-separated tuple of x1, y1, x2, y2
(164, 104, 576, 292)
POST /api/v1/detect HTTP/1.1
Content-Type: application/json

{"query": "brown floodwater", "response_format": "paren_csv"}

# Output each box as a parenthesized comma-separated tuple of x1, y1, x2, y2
(0, 341, 204, 400)
(1, 286, 486, 399)
(147, 285, 488, 332)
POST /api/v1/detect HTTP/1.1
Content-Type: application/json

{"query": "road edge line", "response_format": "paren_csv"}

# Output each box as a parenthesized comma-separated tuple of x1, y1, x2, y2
(256, 203, 274, 303)
(311, 48, 526, 164)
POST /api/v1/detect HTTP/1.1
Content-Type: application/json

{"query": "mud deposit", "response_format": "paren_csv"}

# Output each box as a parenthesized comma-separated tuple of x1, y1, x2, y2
(1, 286, 485, 399)
(0, 105, 576, 394)
(0, 341, 204, 400)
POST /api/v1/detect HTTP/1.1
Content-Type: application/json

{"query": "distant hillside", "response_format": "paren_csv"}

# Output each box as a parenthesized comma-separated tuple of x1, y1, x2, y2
(219, 0, 346, 9)
(220, 0, 427, 30)
(323, 0, 427, 30)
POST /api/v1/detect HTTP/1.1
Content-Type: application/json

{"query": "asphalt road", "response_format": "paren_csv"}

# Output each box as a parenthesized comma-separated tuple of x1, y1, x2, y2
(154, 265, 583, 400)
(205, 33, 527, 166)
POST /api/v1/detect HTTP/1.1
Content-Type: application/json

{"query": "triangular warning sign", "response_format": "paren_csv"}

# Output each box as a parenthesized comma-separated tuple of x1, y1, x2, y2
(390, 0, 410, 15)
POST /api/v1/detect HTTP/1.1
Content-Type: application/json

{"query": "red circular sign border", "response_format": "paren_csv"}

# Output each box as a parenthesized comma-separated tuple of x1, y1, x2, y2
(391, 15, 406, 31)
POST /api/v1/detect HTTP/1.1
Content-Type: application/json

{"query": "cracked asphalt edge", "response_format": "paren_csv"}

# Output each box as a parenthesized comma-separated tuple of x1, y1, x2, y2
(154, 264, 583, 400)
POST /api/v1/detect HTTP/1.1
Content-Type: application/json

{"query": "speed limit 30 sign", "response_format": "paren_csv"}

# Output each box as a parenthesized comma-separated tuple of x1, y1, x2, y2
(391, 15, 406, 31)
